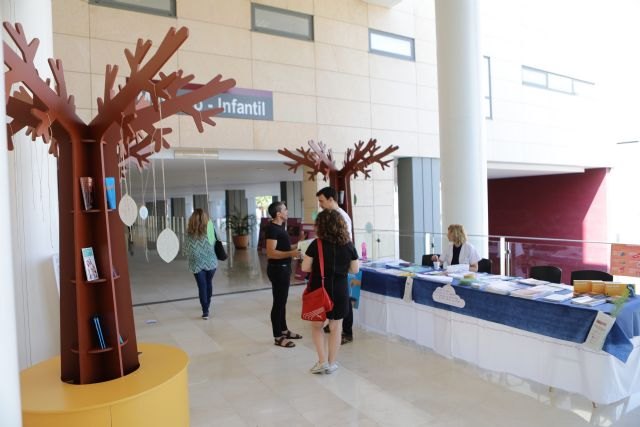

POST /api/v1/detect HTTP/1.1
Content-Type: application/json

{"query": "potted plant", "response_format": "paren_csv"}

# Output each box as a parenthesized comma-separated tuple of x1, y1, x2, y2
(224, 212, 256, 249)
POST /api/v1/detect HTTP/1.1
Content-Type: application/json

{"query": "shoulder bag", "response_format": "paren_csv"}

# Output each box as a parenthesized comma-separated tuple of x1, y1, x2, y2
(301, 239, 334, 321)
(213, 229, 228, 261)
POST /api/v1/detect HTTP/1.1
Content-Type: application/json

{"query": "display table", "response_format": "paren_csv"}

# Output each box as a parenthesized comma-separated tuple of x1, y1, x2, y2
(356, 269, 640, 405)
(20, 343, 189, 427)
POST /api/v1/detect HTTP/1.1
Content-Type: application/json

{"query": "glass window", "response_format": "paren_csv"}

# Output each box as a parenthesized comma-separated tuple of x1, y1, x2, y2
(484, 56, 493, 120)
(522, 65, 594, 95)
(251, 4, 314, 41)
(90, 0, 176, 17)
(369, 29, 415, 61)
(547, 74, 573, 93)
(522, 67, 547, 87)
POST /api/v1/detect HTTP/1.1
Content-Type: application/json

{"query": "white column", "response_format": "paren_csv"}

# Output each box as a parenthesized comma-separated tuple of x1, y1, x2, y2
(435, 0, 488, 255)
(0, 4, 23, 425)
(2, 0, 60, 370)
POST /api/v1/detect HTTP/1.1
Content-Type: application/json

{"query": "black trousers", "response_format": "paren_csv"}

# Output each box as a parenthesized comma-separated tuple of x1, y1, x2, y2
(342, 298, 354, 337)
(267, 264, 291, 338)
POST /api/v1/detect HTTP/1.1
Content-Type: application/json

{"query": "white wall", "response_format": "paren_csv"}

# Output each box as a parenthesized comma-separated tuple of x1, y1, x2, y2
(5, 0, 60, 370)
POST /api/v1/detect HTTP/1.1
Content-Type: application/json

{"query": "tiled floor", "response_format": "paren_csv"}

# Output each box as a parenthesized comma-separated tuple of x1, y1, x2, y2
(129, 245, 640, 426)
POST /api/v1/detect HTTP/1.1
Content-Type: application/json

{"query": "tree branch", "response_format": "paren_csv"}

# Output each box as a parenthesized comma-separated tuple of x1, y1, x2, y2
(89, 26, 190, 138)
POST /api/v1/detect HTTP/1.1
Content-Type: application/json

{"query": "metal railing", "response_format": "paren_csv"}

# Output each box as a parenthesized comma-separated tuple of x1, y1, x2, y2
(354, 227, 640, 285)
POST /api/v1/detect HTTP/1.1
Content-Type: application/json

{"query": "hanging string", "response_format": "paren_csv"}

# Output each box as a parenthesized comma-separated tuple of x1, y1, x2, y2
(153, 84, 170, 231)
(12, 135, 32, 361)
(140, 164, 150, 262)
(46, 113, 54, 248)
(151, 158, 158, 242)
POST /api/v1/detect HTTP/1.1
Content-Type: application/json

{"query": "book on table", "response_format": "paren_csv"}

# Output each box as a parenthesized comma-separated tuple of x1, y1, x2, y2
(541, 292, 573, 302)
(81, 247, 99, 281)
(510, 285, 558, 300)
(517, 278, 550, 286)
(571, 293, 608, 307)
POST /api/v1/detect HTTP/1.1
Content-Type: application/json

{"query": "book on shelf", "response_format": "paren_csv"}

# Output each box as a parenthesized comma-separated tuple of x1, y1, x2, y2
(91, 315, 106, 349)
(105, 177, 116, 209)
(79, 177, 94, 210)
(81, 247, 99, 281)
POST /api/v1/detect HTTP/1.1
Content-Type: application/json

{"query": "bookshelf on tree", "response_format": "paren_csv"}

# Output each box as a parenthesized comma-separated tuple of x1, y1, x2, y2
(4, 22, 236, 384)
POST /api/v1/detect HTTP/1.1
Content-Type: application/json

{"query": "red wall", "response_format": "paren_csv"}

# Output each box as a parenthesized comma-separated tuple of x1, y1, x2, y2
(488, 168, 609, 282)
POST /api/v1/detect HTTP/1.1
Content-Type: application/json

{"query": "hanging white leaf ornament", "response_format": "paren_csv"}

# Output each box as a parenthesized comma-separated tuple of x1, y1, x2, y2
(157, 228, 179, 263)
(119, 194, 138, 226)
(139, 205, 149, 220)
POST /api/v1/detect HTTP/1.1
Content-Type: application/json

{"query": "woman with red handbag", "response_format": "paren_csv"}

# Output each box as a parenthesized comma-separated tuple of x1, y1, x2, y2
(301, 210, 359, 374)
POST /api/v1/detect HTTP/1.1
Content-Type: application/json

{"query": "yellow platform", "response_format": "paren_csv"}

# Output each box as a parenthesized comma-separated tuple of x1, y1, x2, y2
(20, 343, 189, 427)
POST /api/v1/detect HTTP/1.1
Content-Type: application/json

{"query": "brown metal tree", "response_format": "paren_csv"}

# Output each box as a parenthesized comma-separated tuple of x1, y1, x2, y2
(4, 22, 236, 384)
(278, 139, 398, 221)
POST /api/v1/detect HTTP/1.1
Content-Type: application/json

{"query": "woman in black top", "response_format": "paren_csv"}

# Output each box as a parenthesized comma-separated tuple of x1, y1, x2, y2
(302, 209, 359, 374)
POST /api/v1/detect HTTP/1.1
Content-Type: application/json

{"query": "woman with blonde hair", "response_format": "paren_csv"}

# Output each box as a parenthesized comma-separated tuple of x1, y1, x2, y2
(185, 208, 217, 319)
(302, 209, 359, 374)
(433, 224, 480, 272)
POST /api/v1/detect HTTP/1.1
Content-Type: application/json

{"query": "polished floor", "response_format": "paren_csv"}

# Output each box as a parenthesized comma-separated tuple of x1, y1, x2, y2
(130, 247, 640, 426)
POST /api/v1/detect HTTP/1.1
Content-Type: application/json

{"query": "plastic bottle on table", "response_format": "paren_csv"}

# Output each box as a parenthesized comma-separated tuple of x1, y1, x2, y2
(361, 242, 367, 261)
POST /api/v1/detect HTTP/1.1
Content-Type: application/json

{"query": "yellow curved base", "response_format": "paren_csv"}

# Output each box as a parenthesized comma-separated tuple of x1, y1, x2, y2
(20, 343, 189, 427)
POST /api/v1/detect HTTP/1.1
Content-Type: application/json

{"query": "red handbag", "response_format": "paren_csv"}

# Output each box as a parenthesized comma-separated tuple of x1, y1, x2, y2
(301, 239, 334, 321)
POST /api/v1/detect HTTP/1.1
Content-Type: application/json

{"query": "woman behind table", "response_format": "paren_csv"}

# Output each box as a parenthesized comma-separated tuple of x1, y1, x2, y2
(184, 208, 218, 319)
(433, 224, 480, 272)
(302, 210, 359, 374)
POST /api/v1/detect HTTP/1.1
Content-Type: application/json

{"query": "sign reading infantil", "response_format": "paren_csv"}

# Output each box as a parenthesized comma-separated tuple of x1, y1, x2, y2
(181, 86, 273, 121)
(138, 86, 274, 120)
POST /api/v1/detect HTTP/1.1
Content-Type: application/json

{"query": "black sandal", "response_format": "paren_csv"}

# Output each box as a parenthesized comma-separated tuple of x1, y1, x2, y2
(282, 330, 303, 339)
(274, 336, 295, 348)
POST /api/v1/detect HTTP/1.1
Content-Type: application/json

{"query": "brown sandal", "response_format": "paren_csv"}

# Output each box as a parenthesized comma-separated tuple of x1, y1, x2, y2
(282, 330, 303, 339)
(274, 336, 295, 348)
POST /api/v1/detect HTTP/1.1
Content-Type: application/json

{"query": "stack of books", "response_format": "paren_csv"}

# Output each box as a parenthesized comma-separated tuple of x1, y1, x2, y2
(511, 285, 558, 300)
(571, 294, 608, 307)
(517, 278, 550, 286)
(540, 292, 573, 302)
(484, 280, 526, 295)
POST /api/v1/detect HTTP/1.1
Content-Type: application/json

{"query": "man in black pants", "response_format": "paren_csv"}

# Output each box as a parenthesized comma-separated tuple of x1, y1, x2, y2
(266, 201, 302, 348)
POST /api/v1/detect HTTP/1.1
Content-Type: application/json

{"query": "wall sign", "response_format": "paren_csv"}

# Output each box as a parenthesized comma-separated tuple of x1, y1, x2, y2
(610, 243, 640, 277)
(183, 86, 273, 121)
(140, 86, 274, 121)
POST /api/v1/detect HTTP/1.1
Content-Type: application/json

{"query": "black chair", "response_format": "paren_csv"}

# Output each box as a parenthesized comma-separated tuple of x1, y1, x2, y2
(570, 269, 613, 285)
(529, 265, 562, 284)
(421, 254, 439, 267)
(477, 258, 492, 273)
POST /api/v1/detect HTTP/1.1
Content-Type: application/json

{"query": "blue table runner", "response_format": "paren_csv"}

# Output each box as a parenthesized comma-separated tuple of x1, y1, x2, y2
(360, 268, 639, 363)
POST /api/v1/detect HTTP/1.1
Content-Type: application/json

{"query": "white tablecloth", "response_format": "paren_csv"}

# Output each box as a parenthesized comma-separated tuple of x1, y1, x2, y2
(355, 290, 640, 405)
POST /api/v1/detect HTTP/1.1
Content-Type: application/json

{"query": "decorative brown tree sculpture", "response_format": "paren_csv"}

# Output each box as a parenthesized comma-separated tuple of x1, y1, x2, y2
(4, 22, 236, 384)
(278, 139, 398, 222)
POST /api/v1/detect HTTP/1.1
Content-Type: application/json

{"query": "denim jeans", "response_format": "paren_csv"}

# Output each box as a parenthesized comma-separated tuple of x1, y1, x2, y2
(194, 269, 216, 316)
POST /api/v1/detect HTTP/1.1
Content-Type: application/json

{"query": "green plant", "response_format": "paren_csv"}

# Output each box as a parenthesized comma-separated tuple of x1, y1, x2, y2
(224, 212, 256, 236)
(610, 287, 631, 318)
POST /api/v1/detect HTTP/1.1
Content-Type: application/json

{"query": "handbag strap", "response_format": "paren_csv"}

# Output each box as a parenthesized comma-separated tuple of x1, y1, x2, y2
(317, 239, 325, 289)
(213, 228, 219, 242)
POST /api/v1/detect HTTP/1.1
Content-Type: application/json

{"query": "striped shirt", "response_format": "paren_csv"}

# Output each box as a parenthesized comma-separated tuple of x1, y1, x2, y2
(184, 234, 217, 273)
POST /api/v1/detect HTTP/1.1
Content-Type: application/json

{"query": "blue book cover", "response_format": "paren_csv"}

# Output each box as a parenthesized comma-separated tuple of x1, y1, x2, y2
(92, 316, 106, 349)
(348, 271, 363, 309)
(105, 177, 116, 209)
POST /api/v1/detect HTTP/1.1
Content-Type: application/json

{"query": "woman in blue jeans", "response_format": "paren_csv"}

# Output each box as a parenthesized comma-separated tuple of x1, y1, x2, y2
(185, 208, 218, 319)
